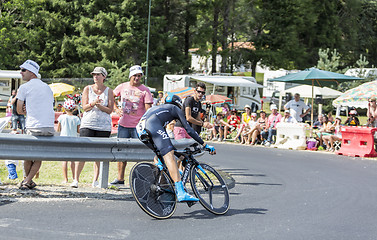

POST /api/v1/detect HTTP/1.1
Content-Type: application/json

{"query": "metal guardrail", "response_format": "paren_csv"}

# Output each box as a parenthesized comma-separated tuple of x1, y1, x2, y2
(0, 133, 195, 188)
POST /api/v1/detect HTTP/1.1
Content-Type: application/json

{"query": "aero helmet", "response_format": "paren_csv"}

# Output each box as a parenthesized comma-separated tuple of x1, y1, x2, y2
(165, 93, 183, 108)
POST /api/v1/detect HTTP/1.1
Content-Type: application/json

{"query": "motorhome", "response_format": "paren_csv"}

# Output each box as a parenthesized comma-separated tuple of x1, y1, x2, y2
(0, 70, 24, 106)
(163, 74, 263, 111)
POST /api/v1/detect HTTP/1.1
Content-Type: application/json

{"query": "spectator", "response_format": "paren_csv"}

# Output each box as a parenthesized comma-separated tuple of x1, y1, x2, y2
(261, 104, 282, 146)
(367, 97, 377, 127)
(322, 117, 342, 152)
(57, 99, 81, 186)
(212, 112, 232, 141)
(16, 60, 55, 190)
(327, 112, 334, 123)
(222, 102, 231, 118)
(232, 105, 252, 142)
(247, 110, 268, 145)
(76, 67, 114, 188)
(174, 82, 212, 139)
(111, 65, 153, 186)
(56, 104, 63, 112)
(9, 89, 25, 134)
(313, 114, 325, 129)
(344, 110, 360, 126)
(316, 115, 333, 147)
(282, 110, 297, 123)
(284, 93, 310, 122)
(224, 109, 240, 140)
(156, 91, 164, 105)
(240, 113, 257, 144)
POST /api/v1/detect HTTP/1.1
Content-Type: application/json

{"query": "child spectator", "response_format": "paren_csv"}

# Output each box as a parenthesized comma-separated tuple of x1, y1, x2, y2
(344, 110, 359, 126)
(224, 109, 240, 140)
(57, 99, 80, 186)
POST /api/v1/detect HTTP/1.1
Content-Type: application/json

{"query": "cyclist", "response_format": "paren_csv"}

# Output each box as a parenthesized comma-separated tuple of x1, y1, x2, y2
(136, 93, 216, 202)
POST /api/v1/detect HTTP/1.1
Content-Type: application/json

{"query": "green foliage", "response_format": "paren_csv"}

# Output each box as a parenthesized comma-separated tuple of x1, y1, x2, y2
(1, 0, 377, 88)
(317, 48, 341, 72)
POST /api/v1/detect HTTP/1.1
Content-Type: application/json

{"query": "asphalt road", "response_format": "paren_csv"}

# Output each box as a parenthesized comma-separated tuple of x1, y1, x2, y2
(1, 143, 377, 240)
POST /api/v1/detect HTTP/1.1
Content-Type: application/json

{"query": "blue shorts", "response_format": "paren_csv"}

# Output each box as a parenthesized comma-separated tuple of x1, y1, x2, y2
(117, 125, 138, 139)
(11, 114, 25, 130)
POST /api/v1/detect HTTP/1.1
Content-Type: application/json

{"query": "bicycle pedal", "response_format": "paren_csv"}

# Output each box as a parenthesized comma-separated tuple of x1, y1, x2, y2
(186, 201, 197, 208)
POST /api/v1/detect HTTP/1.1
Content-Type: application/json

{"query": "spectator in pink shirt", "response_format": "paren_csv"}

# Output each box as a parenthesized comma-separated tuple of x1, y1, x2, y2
(111, 65, 153, 185)
(261, 104, 282, 146)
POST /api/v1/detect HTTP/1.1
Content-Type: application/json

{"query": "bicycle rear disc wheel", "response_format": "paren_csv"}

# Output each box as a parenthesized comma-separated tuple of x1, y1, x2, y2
(190, 163, 230, 215)
(129, 162, 177, 219)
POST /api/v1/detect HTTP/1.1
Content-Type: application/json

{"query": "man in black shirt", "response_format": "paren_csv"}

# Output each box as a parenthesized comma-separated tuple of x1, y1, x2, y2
(174, 82, 212, 139)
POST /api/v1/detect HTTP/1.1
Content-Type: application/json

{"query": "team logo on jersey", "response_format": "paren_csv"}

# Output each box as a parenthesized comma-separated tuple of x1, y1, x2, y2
(157, 130, 169, 139)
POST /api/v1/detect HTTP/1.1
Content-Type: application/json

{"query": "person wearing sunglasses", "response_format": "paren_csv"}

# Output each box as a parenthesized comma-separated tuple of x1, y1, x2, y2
(174, 82, 213, 140)
(16, 60, 55, 190)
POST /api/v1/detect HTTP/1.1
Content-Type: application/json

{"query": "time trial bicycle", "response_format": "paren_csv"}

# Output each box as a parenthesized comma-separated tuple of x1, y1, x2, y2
(129, 142, 230, 219)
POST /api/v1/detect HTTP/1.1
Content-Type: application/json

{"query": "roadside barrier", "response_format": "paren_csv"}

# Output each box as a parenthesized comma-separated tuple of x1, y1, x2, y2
(274, 122, 309, 150)
(0, 133, 195, 188)
(336, 126, 377, 157)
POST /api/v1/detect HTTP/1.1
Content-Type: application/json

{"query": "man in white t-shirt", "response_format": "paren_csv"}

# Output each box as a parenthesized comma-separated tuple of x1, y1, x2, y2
(284, 93, 310, 122)
(16, 60, 55, 190)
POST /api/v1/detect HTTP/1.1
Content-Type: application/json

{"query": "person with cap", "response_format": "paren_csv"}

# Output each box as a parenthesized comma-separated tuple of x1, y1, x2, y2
(16, 60, 55, 190)
(76, 67, 114, 188)
(57, 99, 81, 186)
(345, 109, 360, 126)
(232, 104, 252, 142)
(110, 65, 154, 186)
(367, 97, 377, 127)
(282, 109, 297, 123)
(261, 104, 282, 146)
(284, 93, 311, 122)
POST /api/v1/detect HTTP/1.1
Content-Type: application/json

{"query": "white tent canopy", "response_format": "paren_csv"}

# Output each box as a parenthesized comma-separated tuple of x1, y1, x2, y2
(281, 85, 342, 99)
(190, 76, 264, 88)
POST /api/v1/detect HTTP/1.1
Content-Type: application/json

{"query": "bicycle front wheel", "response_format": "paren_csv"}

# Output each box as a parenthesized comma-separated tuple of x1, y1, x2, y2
(129, 162, 177, 219)
(190, 163, 230, 215)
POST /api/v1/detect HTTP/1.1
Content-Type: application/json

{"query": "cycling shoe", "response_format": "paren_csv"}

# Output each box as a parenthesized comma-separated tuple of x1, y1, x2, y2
(175, 181, 199, 202)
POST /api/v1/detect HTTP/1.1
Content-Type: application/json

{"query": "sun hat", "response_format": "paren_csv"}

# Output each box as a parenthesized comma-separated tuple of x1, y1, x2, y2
(284, 109, 290, 113)
(129, 65, 143, 79)
(91, 67, 107, 77)
(251, 113, 257, 117)
(244, 104, 251, 110)
(270, 104, 278, 110)
(63, 99, 77, 111)
(20, 60, 40, 77)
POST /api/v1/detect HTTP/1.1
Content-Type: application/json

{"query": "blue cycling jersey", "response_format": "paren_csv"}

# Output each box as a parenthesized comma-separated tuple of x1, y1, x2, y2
(137, 104, 204, 156)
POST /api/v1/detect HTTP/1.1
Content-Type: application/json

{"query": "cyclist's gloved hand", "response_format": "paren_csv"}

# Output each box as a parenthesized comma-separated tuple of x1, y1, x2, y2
(204, 144, 216, 154)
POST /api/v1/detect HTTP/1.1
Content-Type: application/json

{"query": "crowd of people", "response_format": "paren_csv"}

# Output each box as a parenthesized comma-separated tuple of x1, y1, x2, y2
(1, 59, 375, 189)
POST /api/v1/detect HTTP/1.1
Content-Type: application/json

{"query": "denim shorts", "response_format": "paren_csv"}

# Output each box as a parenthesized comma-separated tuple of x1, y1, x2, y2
(11, 114, 25, 130)
(117, 125, 138, 139)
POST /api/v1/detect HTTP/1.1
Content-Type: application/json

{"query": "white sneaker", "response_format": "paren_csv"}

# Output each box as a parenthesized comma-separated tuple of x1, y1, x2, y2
(265, 142, 271, 147)
(92, 181, 99, 188)
(70, 180, 78, 188)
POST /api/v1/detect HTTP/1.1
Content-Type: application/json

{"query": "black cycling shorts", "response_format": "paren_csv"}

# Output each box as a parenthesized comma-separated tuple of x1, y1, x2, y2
(142, 116, 176, 156)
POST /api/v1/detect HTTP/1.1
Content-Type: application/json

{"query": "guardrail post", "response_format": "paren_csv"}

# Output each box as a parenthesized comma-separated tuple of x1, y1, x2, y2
(99, 161, 110, 188)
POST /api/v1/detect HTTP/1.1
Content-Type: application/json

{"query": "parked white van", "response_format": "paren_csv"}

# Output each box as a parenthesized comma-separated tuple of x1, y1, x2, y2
(163, 74, 264, 111)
